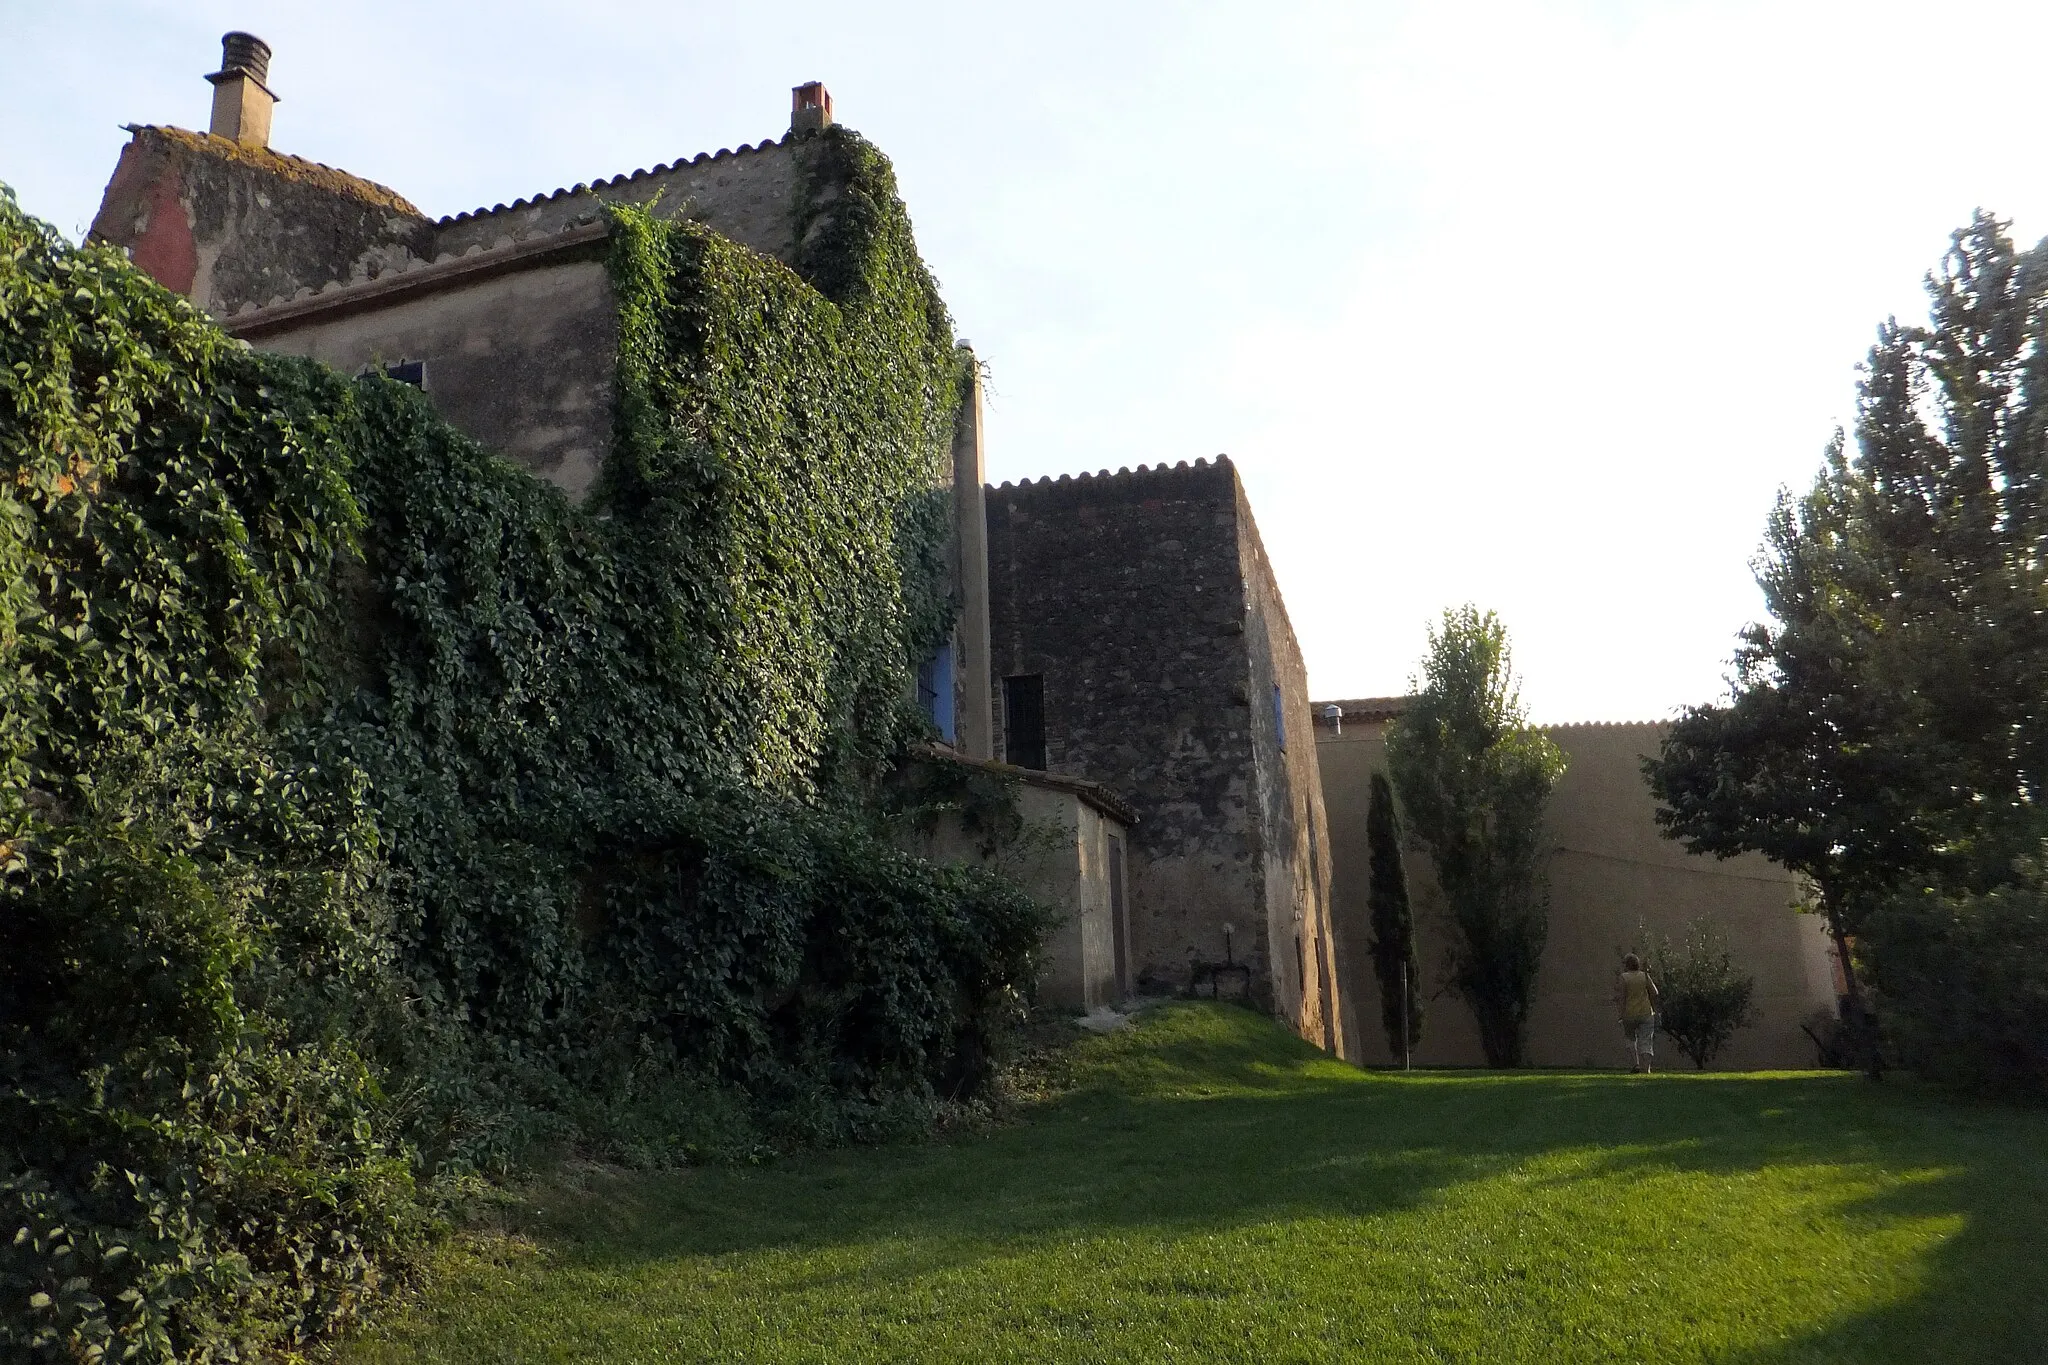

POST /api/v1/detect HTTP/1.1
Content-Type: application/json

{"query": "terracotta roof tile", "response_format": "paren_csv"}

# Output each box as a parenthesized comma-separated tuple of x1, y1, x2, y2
(991, 455, 1230, 492)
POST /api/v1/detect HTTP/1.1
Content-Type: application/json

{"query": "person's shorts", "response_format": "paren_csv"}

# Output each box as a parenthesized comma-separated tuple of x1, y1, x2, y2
(1622, 1016, 1656, 1053)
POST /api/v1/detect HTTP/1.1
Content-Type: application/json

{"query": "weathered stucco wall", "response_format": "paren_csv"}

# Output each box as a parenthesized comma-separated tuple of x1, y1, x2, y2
(986, 459, 1339, 1049)
(1316, 709, 1838, 1069)
(246, 253, 617, 497)
(1021, 789, 1128, 1011)
(901, 776, 1131, 1012)
(431, 137, 803, 266)
(90, 126, 434, 317)
(92, 126, 807, 322)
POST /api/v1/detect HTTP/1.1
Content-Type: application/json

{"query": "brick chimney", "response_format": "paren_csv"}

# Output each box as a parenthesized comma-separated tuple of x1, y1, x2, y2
(790, 81, 834, 134)
(206, 31, 277, 148)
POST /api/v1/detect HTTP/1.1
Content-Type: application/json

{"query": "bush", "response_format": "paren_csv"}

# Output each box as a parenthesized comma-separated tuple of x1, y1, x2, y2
(0, 183, 431, 1361)
(0, 131, 1049, 1359)
(1864, 883, 2048, 1097)
(1651, 918, 1759, 1070)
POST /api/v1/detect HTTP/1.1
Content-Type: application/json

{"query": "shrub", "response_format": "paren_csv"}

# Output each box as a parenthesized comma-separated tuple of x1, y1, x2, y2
(0, 119, 1046, 1361)
(1864, 882, 2048, 1097)
(1651, 918, 1759, 1070)
(0, 183, 428, 1362)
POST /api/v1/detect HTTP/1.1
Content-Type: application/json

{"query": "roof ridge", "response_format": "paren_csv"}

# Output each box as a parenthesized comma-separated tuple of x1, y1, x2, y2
(1545, 719, 1671, 730)
(435, 131, 796, 227)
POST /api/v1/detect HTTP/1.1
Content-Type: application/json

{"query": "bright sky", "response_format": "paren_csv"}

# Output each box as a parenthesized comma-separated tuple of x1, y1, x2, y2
(7, 1, 2047, 720)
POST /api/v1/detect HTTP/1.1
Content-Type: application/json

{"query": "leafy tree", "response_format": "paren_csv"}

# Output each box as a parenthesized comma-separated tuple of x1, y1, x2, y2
(1386, 607, 1566, 1068)
(1366, 771, 1422, 1062)
(1646, 211, 2048, 1075)
(1650, 918, 1759, 1070)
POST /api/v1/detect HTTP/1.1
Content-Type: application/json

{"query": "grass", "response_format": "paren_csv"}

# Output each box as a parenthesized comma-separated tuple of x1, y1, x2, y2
(342, 1003, 2048, 1363)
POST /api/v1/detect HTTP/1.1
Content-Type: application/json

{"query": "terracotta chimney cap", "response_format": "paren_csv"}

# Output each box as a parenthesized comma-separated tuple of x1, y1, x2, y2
(205, 31, 278, 148)
(207, 31, 273, 88)
(791, 81, 834, 133)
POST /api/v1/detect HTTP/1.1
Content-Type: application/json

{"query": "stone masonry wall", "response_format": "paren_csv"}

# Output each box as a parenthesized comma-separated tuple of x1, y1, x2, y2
(1236, 485, 1344, 1054)
(987, 457, 1340, 1049)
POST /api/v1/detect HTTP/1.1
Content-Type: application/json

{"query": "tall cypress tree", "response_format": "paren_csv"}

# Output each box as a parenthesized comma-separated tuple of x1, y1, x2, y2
(1366, 771, 1422, 1062)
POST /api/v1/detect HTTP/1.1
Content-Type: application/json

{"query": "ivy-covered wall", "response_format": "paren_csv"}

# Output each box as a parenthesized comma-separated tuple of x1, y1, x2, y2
(0, 124, 1041, 1363)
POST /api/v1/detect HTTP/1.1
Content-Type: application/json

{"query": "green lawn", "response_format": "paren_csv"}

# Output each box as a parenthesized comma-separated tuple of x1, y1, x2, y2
(343, 1003, 2048, 1363)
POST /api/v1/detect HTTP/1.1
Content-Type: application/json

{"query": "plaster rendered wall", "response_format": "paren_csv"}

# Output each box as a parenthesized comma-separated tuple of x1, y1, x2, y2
(1316, 716, 1837, 1070)
(1018, 788, 1126, 1011)
(431, 138, 803, 266)
(1236, 485, 1344, 1056)
(902, 784, 1127, 1012)
(89, 126, 434, 318)
(92, 126, 806, 323)
(251, 257, 618, 498)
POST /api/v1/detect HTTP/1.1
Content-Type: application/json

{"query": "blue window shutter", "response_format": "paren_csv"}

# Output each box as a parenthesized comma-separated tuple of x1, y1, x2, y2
(919, 644, 957, 743)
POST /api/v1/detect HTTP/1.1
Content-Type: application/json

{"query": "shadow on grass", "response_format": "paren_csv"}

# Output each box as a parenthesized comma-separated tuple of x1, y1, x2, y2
(522, 1004, 2048, 1360)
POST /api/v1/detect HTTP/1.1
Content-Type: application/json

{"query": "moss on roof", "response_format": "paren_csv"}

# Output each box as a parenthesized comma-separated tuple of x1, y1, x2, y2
(134, 125, 425, 219)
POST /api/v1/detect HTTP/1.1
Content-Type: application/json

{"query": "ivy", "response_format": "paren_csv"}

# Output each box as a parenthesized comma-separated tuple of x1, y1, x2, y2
(0, 123, 1044, 1363)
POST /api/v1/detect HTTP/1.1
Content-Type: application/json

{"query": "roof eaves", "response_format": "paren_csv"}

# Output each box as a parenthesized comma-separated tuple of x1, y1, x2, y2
(219, 217, 609, 336)
(914, 746, 1139, 826)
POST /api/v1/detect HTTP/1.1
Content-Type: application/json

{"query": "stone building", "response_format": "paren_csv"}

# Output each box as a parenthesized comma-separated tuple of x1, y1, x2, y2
(986, 461, 1342, 1051)
(91, 32, 1836, 1070)
(89, 33, 1341, 1051)
(1314, 701, 1840, 1069)
(88, 35, 1005, 760)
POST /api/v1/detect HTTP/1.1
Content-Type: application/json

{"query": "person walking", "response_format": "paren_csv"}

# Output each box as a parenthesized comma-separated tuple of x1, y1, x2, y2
(1616, 953, 1661, 1074)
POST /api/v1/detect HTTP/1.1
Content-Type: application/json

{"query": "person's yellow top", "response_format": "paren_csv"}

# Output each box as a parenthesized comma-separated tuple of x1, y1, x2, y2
(1620, 970, 1656, 1022)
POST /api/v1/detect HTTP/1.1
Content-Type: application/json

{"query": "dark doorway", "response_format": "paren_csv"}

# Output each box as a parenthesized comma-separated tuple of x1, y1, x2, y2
(1108, 832, 1129, 999)
(1003, 674, 1045, 770)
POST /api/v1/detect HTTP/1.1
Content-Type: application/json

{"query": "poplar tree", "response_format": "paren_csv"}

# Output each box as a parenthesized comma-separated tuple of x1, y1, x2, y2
(1366, 771, 1422, 1062)
(1386, 608, 1566, 1068)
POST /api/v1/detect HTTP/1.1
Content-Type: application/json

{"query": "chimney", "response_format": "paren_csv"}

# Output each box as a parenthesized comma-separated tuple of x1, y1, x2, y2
(206, 31, 277, 148)
(790, 81, 834, 134)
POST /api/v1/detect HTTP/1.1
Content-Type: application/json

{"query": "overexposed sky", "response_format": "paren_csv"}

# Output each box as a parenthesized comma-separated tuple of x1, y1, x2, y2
(7, 1, 2045, 720)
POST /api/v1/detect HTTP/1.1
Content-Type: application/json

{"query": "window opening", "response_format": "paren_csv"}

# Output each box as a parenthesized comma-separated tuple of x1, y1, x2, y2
(917, 644, 957, 744)
(1003, 674, 1045, 770)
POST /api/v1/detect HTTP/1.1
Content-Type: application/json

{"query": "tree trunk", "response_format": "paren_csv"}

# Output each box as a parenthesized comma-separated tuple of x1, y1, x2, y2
(1822, 890, 1883, 1079)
